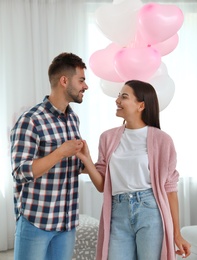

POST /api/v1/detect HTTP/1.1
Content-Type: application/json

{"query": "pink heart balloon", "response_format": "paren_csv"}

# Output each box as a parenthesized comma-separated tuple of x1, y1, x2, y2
(114, 46, 161, 81)
(89, 43, 124, 82)
(138, 3, 184, 44)
(152, 33, 179, 56)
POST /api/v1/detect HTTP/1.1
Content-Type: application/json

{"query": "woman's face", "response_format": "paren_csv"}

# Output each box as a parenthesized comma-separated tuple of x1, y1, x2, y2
(115, 84, 144, 122)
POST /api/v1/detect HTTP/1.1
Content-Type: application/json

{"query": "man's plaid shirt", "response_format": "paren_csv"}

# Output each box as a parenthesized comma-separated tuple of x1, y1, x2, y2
(10, 96, 83, 231)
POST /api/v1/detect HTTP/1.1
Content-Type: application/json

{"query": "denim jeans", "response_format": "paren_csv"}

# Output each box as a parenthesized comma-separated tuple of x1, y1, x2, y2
(14, 215, 76, 260)
(108, 188, 163, 260)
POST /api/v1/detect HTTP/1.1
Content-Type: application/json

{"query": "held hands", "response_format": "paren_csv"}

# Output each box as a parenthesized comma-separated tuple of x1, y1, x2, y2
(175, 234, 191, 258)
(57, 139, 84, 158)
(76, 140, 91, 163)
(57, 139, 90, 161)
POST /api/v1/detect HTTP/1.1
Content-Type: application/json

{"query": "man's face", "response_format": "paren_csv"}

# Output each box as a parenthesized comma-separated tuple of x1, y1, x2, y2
(65, 67, 88, 103)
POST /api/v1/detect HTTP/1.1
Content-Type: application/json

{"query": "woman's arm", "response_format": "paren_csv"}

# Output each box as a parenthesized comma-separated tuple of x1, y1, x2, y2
(77, 140, 104, 192)
(167, 192, 191, 258)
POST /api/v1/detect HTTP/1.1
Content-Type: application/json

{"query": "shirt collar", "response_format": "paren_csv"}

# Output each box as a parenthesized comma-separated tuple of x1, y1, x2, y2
(43, 96, 73, 117)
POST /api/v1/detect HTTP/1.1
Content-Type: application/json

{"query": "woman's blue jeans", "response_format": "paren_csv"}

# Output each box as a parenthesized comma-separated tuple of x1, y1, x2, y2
(108, 188, 163, 260)
(14, 215, 76, 260)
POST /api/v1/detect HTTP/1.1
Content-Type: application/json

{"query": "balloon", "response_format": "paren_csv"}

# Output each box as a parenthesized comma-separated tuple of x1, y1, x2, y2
(152, 33, 179, 56)
(148, 75, 175, 111)
(100, 80, 123, 98)
(128, 31, 179, 57)
(89, 43, 124, 82)
(95, 0, 143, 46)
(114, 46, 161, 81)
(151, 62, 168, 78)
(128, 31, 148, 48)
(138, 3, 184, 44)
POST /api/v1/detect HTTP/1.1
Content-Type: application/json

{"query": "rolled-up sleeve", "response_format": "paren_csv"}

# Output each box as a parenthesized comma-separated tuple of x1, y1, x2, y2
(10, 116, 38, 184)
(164, 139, 179, 193)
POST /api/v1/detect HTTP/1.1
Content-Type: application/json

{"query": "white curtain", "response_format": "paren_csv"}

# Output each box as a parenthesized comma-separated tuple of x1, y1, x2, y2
(0, 0, 197, 251)
(155, 1, 197, 228)
(0, 0, 90, 250)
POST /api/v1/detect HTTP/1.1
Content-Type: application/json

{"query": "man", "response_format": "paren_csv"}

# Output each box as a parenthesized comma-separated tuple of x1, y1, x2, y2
(10, 52, 88, 260)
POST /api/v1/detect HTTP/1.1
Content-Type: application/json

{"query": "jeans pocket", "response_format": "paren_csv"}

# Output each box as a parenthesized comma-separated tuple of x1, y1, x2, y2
(142, 195, 158, 209)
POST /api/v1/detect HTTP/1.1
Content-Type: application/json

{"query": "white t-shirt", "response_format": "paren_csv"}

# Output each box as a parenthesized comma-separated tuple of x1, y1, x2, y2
(109, 126, 151, 195)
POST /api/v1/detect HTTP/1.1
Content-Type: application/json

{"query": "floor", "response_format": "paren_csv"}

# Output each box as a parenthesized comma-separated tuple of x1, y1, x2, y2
(0, 250, 13, 260)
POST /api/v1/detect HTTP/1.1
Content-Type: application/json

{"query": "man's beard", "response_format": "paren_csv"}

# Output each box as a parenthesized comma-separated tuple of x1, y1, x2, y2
(72, 95, 83, 103)
(66, 84, 83, 104)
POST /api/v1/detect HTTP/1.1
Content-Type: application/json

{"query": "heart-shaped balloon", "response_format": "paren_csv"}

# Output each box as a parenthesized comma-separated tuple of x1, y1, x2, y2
(151, 33, 179, 56)
(89, 43, 124, 82)
(138, 3, 184, 45)
(95, 0, 143, 46)
(114, 46, 161, 81)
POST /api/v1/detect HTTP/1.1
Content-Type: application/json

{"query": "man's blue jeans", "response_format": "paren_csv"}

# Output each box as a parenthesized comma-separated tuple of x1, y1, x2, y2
(108, 188, 163, 260)
(14, 215, 76, 260)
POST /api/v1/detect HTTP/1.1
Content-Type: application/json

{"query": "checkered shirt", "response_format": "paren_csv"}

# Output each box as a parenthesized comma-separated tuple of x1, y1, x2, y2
(10, 96, 84, 231)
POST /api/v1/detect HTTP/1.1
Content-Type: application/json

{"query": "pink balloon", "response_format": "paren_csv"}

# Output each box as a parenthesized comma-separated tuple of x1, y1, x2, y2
(89, 43, 124, 82)
(114, 46, 161, 81)
(138, 3, 184, 44)
(152, 33, 179, 56)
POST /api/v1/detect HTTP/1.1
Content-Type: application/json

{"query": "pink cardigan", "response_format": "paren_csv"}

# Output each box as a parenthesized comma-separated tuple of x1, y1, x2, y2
(95, 125, 179, 260)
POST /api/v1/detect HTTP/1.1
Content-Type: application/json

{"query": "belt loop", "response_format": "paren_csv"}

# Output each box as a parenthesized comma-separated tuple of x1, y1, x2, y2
(118, 194, 120, 203)
(117, 194, 121, 203)
(136, 192, 141, 202)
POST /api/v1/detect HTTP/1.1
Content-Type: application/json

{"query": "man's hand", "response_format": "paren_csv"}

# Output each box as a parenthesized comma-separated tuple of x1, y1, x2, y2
(58, 139, 84, 159)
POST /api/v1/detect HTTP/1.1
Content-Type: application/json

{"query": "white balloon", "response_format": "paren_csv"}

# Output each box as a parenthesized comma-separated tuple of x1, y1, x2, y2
(150, 62, 168, 78)
(95, 0, 143, 46)
(100, 79, 124, 98)
(148, 75, 175, 111)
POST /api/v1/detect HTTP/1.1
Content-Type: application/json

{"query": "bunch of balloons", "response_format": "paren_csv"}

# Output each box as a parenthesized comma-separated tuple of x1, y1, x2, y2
(89, 0, 184, 110)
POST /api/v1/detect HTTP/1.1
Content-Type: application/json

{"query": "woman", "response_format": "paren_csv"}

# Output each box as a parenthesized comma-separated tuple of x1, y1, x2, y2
(77, 80, 191, 260)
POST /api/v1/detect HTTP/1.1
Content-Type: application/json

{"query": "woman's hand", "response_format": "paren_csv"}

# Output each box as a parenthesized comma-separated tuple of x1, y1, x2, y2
(175, 234, 191, 258)
(76, 140, 104, 192)
(76, 140, 90, 163)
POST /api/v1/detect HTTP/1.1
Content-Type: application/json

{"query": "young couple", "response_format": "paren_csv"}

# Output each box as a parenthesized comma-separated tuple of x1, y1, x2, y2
(11, 52, 190, 260)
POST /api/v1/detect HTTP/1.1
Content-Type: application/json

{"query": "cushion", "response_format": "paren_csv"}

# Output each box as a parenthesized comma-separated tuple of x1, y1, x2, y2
(72, 214, 99, 260)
